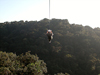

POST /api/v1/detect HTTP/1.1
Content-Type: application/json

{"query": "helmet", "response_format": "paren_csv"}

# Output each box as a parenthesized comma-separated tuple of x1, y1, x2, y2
(48, 30, 51, 32)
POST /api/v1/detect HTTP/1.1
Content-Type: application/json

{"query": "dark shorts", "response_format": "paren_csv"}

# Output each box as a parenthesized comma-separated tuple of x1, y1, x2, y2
(47, 34, 52, 41)
(48, 36, 51, 40)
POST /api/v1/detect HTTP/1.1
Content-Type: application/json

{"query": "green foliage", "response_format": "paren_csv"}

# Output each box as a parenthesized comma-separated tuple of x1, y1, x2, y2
(54, 73, 70, 75)
(1, 18, 100, 75)
(0, 51, 47, 75)
(66, 54, 72, 58)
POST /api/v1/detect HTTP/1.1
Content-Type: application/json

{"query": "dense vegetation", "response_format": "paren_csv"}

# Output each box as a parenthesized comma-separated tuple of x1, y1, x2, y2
(0, 18, 100, 75)
(0, 51, 47, 75)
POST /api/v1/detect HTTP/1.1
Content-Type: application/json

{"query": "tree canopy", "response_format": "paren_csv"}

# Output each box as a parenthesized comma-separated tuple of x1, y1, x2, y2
(0, 18, 100, 75)
(0, 51, 47, 75)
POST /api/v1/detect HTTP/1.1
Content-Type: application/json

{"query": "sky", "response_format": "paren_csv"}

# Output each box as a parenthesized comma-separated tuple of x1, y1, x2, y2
(0, 0, 100, 28)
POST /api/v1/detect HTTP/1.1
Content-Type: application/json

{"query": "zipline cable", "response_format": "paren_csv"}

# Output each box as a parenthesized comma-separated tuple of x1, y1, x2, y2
(48, 0, 50, 29)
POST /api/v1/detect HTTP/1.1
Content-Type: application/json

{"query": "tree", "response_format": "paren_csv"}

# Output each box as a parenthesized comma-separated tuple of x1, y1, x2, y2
(0, 51, 47, 75)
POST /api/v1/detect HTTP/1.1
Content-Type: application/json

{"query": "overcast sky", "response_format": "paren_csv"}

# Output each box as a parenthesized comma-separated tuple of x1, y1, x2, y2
(0, 0, 100, 28)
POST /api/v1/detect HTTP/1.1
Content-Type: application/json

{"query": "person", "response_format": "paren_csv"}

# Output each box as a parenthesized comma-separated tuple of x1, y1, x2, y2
(46, 29, 54, 43)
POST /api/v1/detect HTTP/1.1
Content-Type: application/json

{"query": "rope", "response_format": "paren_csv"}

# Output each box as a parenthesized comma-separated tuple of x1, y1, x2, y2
(48, 0, 50, 29)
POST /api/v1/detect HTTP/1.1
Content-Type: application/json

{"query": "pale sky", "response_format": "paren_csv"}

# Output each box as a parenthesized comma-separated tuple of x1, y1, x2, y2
(0, 0, 100, 28)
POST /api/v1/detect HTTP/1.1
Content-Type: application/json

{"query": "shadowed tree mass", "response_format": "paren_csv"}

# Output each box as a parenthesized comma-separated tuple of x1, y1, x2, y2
(0, 18, 100, 75)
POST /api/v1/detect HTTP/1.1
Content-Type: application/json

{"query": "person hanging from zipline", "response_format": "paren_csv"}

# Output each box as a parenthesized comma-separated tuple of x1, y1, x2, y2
(46, 0, 54, 43)
(46, 29, 54, 43)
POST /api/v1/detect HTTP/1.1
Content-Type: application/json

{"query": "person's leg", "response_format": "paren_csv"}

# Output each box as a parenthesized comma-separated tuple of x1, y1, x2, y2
(48, 36, 51, 43)
(49, 39, 51, 43)
(51, 36, 53, 39)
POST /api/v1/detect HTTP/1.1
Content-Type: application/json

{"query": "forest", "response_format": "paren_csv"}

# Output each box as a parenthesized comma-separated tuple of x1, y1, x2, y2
(0, 18, 100, 75)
